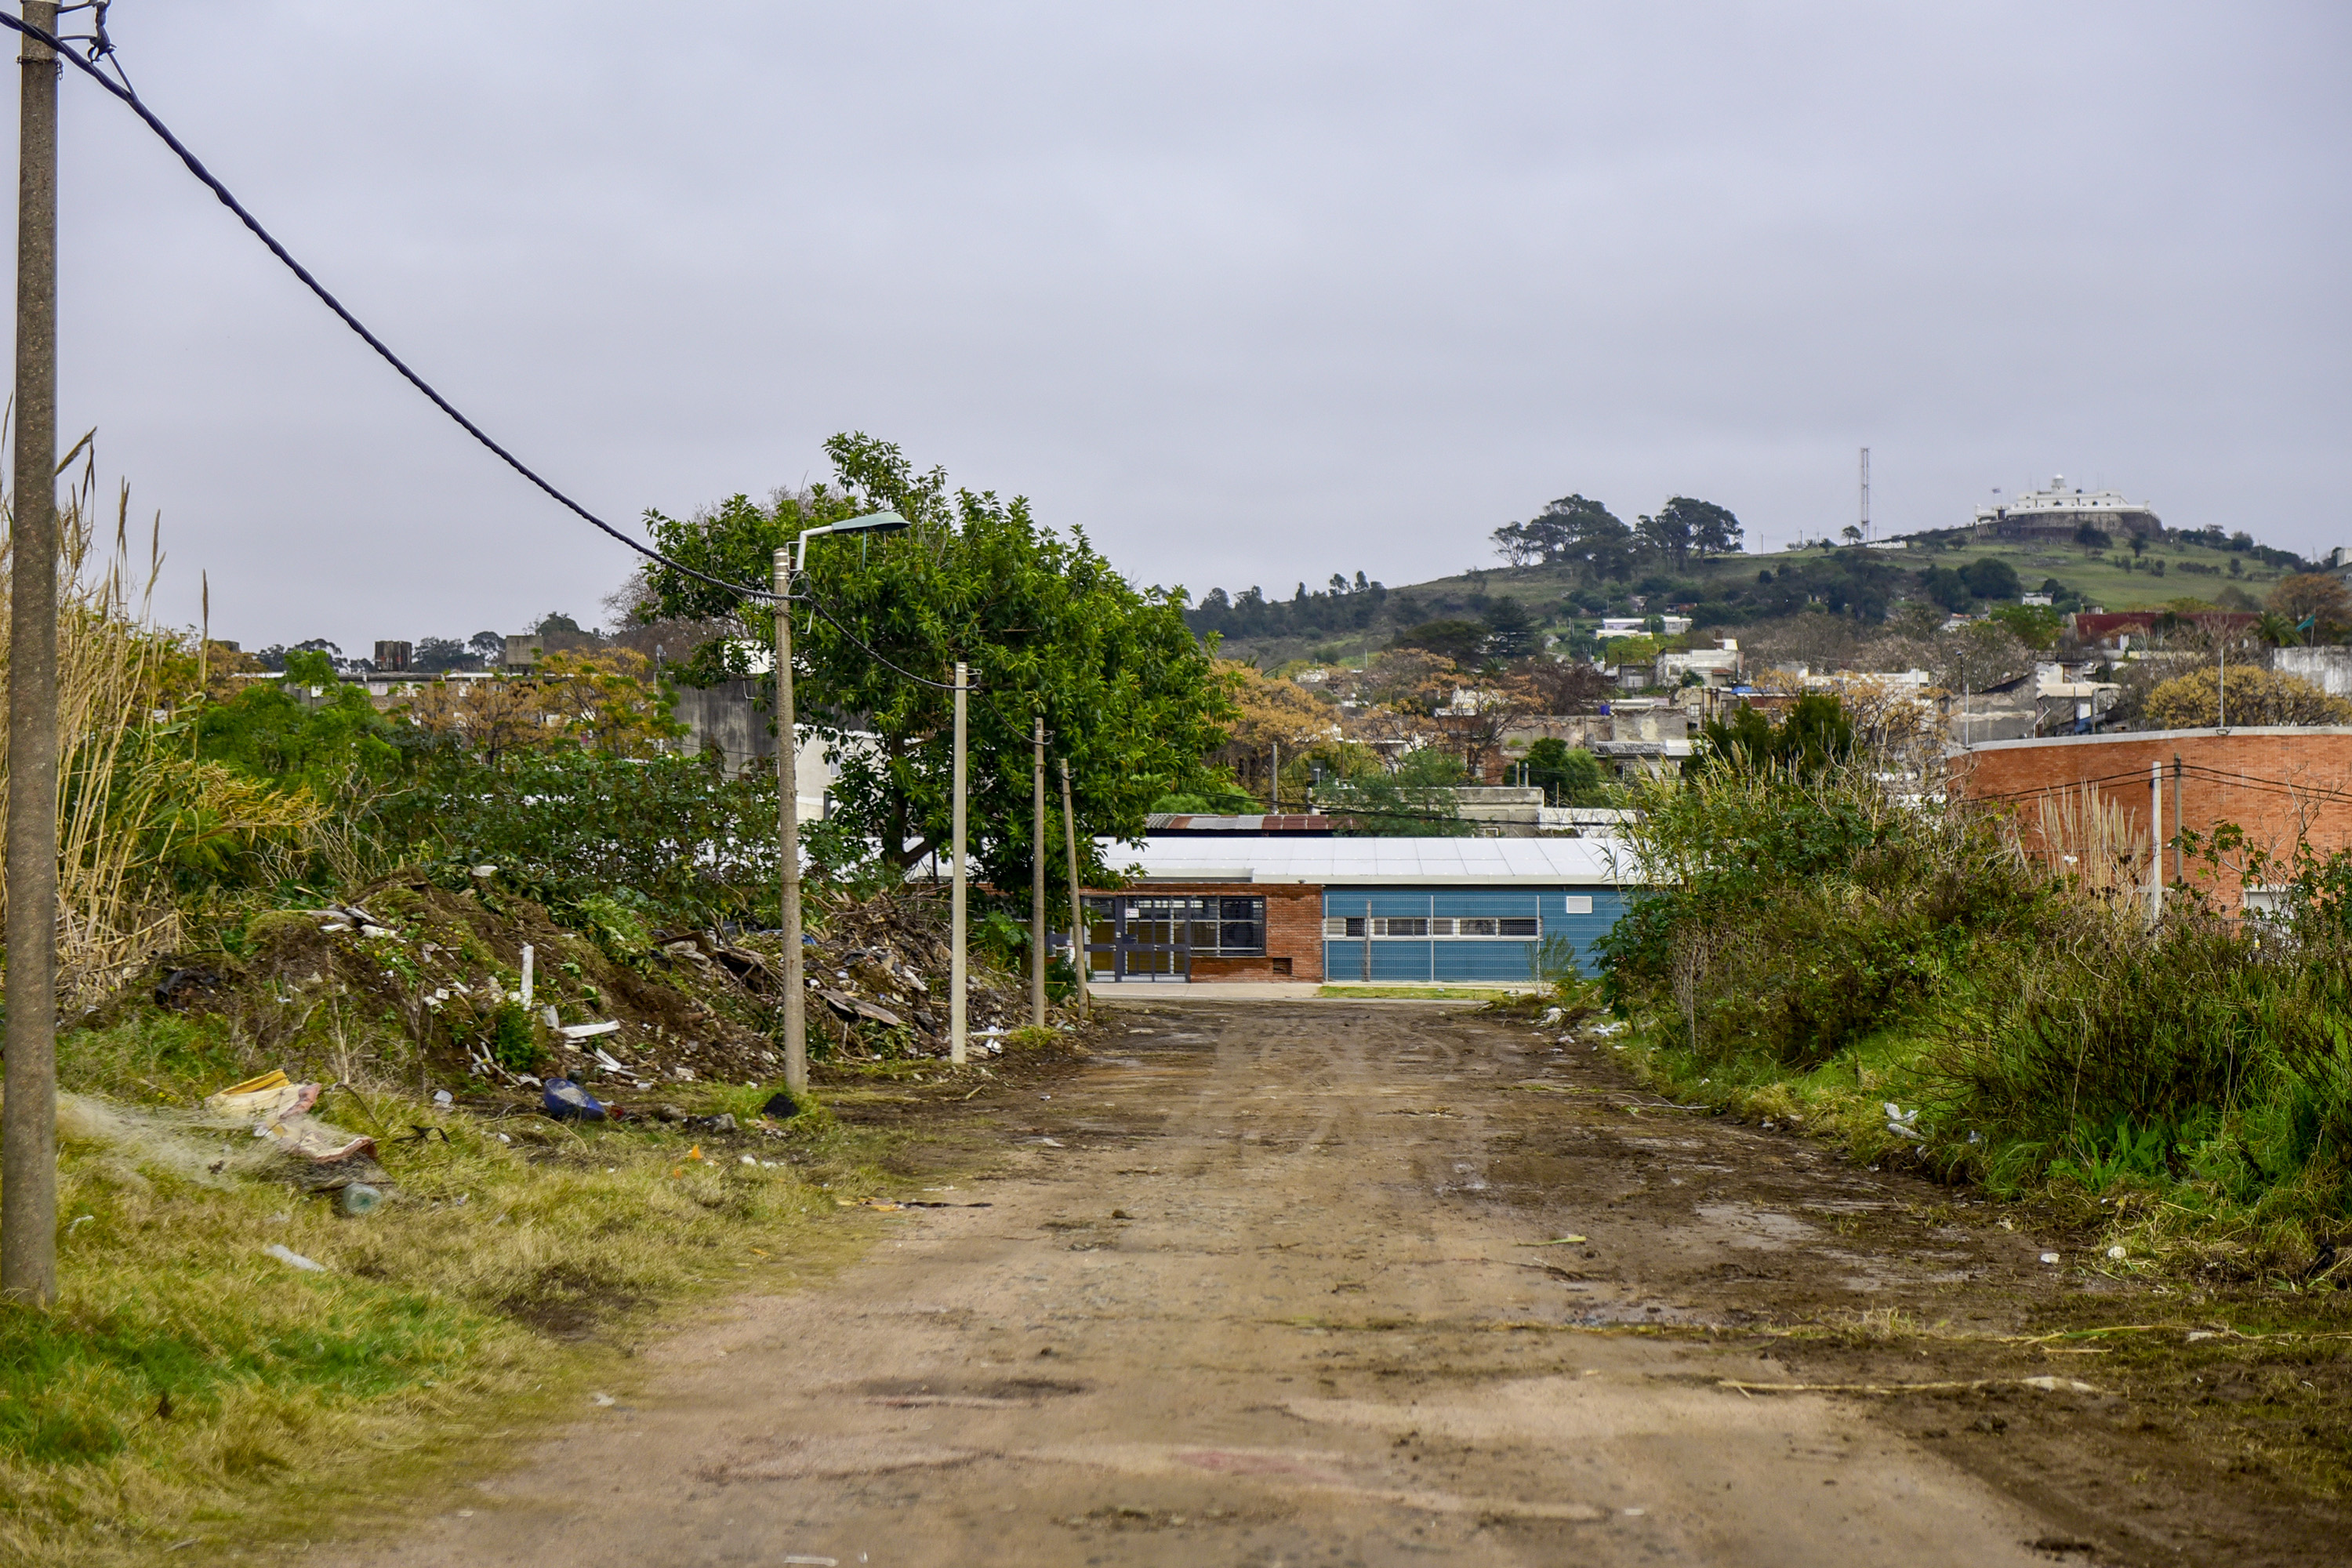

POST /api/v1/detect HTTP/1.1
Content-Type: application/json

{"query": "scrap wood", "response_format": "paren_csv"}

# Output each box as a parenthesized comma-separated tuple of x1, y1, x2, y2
(817, 986, 906, 1029)
(1716, 1376, 2106, 1397)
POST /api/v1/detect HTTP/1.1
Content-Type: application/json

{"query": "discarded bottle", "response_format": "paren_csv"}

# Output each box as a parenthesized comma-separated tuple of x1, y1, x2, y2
(339, 1183, 383, 1217)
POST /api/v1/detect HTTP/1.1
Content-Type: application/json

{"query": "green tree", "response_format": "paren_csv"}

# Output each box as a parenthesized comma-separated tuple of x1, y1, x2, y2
(1392, 619, 1490, 664)
(1987, 602, 2063, 652)
(1697, 694, 1853, 776)
(1658, 496, 1743, 558)
(1958, 557, 2021, 601)
(1321, 747, 1473, 837)
(1522, 494, 1633, 582)
(1521, 736, 1613, 806)
(637, 434, 1231, 885)
(1480, 598, 1539, 659)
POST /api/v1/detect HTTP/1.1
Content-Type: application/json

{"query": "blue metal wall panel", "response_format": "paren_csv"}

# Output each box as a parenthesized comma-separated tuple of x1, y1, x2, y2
(1320, 884, 1632, 985)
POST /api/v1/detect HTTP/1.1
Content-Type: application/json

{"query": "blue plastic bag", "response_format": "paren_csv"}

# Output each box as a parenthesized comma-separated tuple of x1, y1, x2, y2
(543, 1077, 606, 1121)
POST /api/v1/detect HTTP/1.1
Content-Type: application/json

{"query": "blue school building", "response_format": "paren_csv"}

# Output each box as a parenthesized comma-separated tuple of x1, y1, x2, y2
(1081, 837, 1635, 987)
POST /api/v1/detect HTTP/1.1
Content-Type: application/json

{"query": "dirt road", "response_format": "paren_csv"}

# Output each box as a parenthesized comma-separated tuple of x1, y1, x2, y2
(321, 1000, 2345, 1566)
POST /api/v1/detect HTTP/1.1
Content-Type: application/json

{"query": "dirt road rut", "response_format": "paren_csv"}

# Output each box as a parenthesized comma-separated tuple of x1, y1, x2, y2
(321, 1001, 2334, 1566)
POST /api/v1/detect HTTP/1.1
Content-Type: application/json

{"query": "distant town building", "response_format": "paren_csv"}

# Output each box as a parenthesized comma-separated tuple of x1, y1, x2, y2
(1972, 475, 2161, 542)
(373, 640, 412, 671)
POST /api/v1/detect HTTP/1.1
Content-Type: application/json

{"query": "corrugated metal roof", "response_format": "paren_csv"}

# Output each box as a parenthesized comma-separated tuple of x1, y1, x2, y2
(1094, 834, 1635, 886)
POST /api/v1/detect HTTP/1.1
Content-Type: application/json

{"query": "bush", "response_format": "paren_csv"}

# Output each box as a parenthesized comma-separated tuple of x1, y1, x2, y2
(1598, 754, 2039, 1069)
(1597, 730, 2352, 1255)
(420, 750, 773, 925)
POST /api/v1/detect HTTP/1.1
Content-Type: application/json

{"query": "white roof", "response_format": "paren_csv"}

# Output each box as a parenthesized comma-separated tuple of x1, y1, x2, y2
(1097, 834, 1635, 887)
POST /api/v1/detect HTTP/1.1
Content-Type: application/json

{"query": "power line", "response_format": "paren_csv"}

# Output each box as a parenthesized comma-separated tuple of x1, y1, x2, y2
(0, 8, 775, 604)
(2, 9, 1002, 699)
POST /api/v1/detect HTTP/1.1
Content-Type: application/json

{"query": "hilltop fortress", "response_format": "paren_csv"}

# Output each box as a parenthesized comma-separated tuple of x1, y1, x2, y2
(1971, 475, 2162, 542)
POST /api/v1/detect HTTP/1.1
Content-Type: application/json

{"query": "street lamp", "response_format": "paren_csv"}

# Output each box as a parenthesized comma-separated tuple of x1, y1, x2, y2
(774, 510, 909, 1096)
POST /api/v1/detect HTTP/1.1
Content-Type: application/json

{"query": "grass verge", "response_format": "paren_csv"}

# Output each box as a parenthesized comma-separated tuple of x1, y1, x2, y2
(0, 1011, 949, 1566)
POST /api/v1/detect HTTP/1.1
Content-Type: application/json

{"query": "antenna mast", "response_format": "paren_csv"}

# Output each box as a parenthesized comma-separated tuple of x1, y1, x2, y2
(1859, 447, 1871, 542)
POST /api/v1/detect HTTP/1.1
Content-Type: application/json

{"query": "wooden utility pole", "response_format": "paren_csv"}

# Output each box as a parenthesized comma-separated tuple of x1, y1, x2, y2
(1031, 716, 1046, 1027)
(772, 550, 806, 1096)
(2, 0, 60, 1307)
(949, 662, 967, 1065)
(1060, 757, 1087, 1021)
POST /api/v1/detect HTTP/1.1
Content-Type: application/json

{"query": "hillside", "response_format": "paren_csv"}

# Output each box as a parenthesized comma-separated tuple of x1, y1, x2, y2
(1187, 522, 2320, 670)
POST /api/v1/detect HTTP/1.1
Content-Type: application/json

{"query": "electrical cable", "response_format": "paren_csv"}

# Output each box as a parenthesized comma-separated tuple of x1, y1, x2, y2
(3, 8, 1006, 698)
(790, 583, 971, 694)
(0, 8, 778, 604)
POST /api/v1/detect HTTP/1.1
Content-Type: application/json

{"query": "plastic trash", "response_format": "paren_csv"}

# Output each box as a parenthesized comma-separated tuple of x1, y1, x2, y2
(209, 1069, 321, 1123)
(433, 1088, 454, 1107)
(339, 1183, 383, 1217)
(2106, 1244, 2127, 1260)
(1882, 1103, 1925, 1141)
(761, 1091, 800, 1120)
(543, 1078, 607, 1121)
(2039, 1251, 2061, 1265)
(264, 1243, 327, 1272)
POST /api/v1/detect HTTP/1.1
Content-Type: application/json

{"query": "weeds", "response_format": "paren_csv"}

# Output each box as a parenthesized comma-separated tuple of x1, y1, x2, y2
(1595, 720, 2352, 1276)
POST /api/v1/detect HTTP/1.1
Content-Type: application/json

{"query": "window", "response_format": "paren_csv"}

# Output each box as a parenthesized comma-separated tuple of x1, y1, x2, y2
(1323, 914, 1542, 939)
(1205, 896, 1266, 955)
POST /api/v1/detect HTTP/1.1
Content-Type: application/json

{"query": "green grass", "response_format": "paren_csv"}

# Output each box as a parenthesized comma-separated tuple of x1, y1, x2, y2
(0, 1008, 909, 1566)
(1922, 538, 2285, 612)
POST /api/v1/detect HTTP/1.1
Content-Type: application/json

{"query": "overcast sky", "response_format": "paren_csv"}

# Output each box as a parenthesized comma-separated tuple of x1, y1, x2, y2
(16, 1, 2348, 651)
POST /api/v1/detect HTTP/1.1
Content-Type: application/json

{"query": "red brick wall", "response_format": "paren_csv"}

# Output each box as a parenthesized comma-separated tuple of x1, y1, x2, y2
(1080, 881, 1323, 982)
(1947, 728, 2352, 906)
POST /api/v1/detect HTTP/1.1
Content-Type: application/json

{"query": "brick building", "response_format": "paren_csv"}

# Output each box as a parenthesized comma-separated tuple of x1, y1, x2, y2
(1947, 728, 2352, 909)
(1080, 837, 1632, 986)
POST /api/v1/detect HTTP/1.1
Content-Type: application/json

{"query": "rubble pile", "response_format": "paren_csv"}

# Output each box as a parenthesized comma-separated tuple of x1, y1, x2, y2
(799, 886, 1078, 1060)
(129, 874, 1077, 1116)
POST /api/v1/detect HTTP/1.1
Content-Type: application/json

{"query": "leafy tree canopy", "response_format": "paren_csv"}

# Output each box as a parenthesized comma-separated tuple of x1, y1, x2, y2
(1392, 619, 1489, 665)
(637, 433, 1232, 884)
(1480, 598, 1540, 659)
(1320, 746, 1473, 837)
(1697, 694, 1854, 776)
(1521, 736, 1615, 807)
(1987, 602, 2063, 652)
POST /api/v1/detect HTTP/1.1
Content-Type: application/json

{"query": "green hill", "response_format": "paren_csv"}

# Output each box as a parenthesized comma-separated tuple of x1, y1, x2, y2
(1185, 524, 2316, 668)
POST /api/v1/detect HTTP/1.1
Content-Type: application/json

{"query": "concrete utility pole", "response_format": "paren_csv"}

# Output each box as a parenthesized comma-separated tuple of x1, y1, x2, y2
(2149, 760, 2164, 925)
(773, 550, 806, 1096)
(949, 662, 967, 1065)
(1060, 757, 1086, 1022)
(2, 1, 60, 1308)
(1031, 715, 1046, 1028)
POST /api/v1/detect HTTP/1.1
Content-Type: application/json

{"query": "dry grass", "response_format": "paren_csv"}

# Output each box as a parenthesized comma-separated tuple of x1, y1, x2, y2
(0, 449, 324, 1007)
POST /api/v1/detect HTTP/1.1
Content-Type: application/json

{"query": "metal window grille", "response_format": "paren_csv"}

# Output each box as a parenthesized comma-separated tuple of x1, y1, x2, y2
(1320, 915, 1544, 940)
